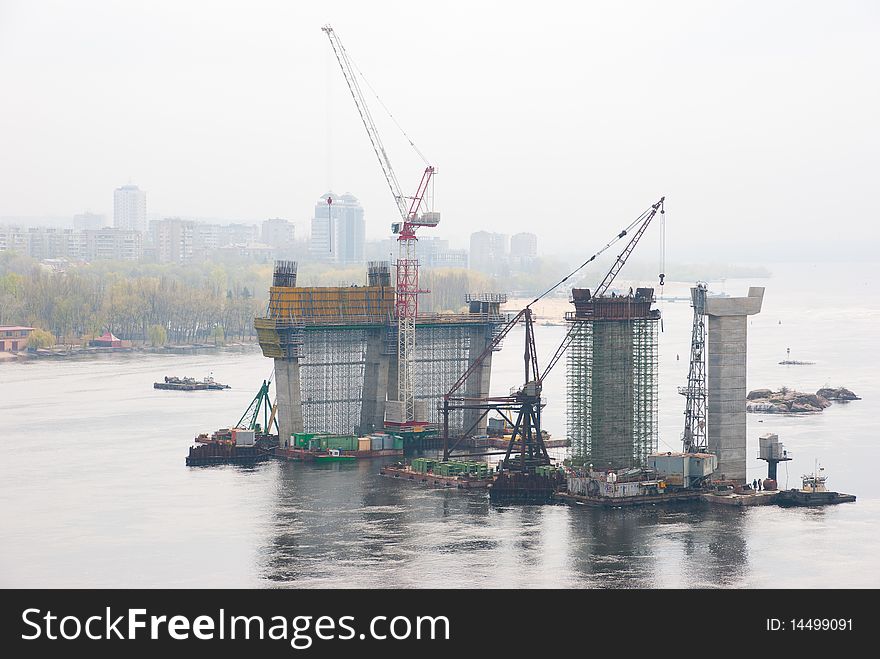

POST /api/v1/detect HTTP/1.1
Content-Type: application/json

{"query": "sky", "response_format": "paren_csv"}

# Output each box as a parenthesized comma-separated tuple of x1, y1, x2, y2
(1, 0, 878, 260)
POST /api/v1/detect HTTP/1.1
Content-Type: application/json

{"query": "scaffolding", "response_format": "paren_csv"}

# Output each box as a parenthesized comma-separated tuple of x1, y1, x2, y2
(413, 325, 472, 429)
(257, 260, 505, 438)
(299, 328, 367, 435)
(566, 291, 659, 469)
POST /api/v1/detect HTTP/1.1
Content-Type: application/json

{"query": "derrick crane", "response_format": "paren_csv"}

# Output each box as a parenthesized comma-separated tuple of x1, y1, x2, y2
(322, 25, 437, 425)
(679, 282, 708, 453)
(441, 198, 665, 478)
(237, 379, 279, 435)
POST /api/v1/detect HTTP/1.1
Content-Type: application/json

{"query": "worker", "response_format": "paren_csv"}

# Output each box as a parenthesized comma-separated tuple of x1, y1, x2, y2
(752, 479, 758, 491)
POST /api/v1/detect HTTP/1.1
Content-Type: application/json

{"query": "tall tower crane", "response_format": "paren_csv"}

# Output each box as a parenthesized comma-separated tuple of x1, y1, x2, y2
(322, 25, 438, 425)
(680, 282, 708, 453)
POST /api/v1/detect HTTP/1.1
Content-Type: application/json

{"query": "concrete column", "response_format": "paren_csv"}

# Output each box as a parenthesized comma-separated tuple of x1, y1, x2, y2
(705, 287, 764, 483)
(463, 326, 493, 436)
(590, 321, 634, 469)
(359, 328, 390, 434)
(274, 357, 303, 447)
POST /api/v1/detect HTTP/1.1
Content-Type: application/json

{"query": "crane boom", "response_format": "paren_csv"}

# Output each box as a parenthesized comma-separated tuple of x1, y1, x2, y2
(594, 197, 664, 298)
(322, 25, 408, 221)
(323, 24, 439, 425)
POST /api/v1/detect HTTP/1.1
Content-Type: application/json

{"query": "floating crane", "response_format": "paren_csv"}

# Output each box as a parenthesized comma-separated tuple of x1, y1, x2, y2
(441, 198, 665, 498)
(322, 25, 438, 426)
(236, 379, 279, 436)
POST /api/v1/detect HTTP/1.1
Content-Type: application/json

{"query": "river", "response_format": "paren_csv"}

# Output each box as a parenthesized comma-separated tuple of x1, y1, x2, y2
(1, 261, 878, 587)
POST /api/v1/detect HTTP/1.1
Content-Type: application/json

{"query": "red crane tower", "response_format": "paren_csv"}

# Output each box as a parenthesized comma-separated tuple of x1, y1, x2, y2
(322, 25, 438, 425)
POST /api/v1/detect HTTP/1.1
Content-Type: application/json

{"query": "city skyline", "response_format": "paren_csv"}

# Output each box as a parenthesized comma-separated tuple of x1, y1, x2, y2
(2, 2, 877, 263)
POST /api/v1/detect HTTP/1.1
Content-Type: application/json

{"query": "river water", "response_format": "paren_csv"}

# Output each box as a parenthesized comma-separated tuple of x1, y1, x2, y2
(1, 262, 878, 588)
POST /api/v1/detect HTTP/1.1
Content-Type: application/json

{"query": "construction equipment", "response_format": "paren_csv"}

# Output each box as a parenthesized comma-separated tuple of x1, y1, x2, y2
(236, 379, 279, 435)
(441, 198, 665, 484)
(322, 25, 438, 426)
(679, 282, 708, 453)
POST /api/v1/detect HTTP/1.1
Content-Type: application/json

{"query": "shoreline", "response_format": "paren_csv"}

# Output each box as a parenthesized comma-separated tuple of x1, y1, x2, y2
(0, 341, 261, 363)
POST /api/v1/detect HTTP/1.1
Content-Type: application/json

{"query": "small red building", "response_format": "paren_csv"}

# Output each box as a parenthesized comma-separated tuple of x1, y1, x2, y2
(0, 326, 34, 352)
(90, 331, 123, 348)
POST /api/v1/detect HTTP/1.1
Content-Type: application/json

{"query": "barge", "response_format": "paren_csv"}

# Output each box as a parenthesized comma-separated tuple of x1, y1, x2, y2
(186, 442, 272, 466)
(555, 489, 700, 507)
(155, 375, 230, 391)
(379, 462, 495, 490)
(276, 446, 402, 461)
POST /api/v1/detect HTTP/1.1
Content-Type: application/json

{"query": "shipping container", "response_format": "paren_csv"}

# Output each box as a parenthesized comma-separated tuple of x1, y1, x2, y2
(382, 435, 395, 450)
(233, 428, 255, 446)
(358, 438, 371, 452)
(393, 436, 404, 450)
(370, 436, 384, 452)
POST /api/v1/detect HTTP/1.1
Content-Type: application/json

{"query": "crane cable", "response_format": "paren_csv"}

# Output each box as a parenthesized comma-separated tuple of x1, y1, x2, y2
(526, 204, 656, 309)
(659, 205, 666, 332)
(340, 40, 431, 167)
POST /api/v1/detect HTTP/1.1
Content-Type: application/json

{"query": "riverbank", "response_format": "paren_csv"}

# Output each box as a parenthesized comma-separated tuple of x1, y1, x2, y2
(1, 341, 260, 363)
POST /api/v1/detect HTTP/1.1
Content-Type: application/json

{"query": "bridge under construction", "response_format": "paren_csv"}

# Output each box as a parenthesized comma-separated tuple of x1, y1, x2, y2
(255, 260, 506, 446)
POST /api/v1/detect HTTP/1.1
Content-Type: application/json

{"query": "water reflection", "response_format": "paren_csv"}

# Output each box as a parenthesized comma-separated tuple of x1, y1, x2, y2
(257, 456, 758, 587)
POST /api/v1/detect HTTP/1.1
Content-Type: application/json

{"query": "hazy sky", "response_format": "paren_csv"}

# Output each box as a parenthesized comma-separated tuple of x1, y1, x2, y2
(1, 1, 877, 259)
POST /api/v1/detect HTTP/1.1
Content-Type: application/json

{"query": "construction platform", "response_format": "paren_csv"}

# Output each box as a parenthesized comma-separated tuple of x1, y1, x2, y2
(379, 464, 494, 489)
(554, 489, 700, 507)
(701, 490, 778, 507)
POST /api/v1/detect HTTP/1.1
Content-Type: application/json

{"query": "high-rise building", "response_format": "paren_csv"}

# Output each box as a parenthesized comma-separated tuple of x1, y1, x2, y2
(0, 226, 28, 254)
(73, 212, 107, 231)
(82, 228, 142, 261)
(416, 237, 468, 269)
(219, 223, 260, 247)
(309, 192, 365, 265)
(261, 218, 296, 250)
(113, 185, 147, 233)
(510, 232, 537, 259)
(149, 218, 195, 263)
(469, 231, 509, 275)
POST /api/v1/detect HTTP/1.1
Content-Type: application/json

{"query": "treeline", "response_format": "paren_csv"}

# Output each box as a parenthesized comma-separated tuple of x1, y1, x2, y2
(0, 253, 270, 345)
(0, 251, 580, 345)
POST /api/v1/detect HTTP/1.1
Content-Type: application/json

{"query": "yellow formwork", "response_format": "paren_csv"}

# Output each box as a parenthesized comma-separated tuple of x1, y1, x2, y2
(267, 285, 394, 324)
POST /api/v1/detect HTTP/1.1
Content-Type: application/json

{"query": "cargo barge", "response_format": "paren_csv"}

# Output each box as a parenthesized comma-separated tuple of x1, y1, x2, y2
(275, 431, 404, 461)
(276, 447, 402, 461)
(155, 375, 230, 391)
(380, 458, 495, 489)
(186, 442, 272, 466)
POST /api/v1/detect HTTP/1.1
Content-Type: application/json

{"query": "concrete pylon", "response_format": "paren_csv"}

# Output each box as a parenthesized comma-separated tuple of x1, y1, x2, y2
(274, 358, 303, 448)
(704, 287, 764, 483)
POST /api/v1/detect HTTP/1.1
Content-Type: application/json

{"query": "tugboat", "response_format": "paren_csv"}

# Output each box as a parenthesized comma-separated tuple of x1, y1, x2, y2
(775, 461, 856, 507)
(154, 375, 231, 391)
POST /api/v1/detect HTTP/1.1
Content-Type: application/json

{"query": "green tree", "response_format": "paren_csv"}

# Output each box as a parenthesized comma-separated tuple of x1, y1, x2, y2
(28, 328, 55, 349)
(148, 324, 168, 347)
(212, 324, 226, 346)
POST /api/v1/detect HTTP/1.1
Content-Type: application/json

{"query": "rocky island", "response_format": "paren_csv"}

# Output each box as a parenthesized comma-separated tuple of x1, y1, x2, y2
(746, 387, 860, 413)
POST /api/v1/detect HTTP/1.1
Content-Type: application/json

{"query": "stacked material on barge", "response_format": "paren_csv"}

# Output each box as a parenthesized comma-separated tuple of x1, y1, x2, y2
(380, 458, 495, 489)
(275, 432, 404, 461)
